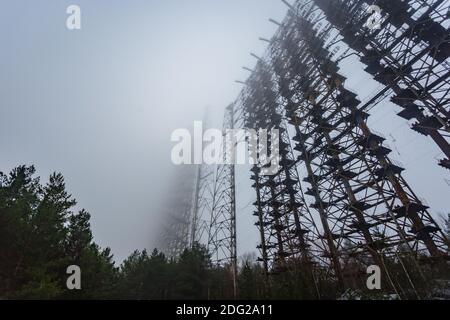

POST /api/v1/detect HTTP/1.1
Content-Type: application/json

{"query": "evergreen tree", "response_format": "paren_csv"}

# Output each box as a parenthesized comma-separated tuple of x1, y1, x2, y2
(172, 243, 211, 299)
(238, 261, 258, 299)
(0, 166, 43, 297)
(0, 166, 117, 299)
(118, 250, 151, 299)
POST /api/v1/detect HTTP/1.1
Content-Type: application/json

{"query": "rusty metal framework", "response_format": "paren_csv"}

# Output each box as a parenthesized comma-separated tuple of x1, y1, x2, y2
(231, 0, 449, 293)
(161, 0, 449, 297)
(159, 165, 197, 258)
(191, 105, 237, 270)
(161, 108, 237, 287)
(302, 0, 450, 169)
(238, 63, 327, 279)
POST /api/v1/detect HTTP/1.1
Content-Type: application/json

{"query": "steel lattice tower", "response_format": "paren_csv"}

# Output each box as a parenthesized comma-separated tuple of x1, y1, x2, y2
(190, 105, 237, 267)
(231, 0, 450, 293)
(162, 0, 450, 297)
(301, 0, 450, 169)
(236, 65, 324, 287)
(159, 165, 197, 258)
(161, 107, 238, 295)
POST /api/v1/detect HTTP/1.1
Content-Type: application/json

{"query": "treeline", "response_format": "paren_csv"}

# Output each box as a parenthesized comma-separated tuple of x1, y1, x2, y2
(0, 166, 116, 299)
(1, 166, 449, 300)
(0, 165, 253, 299)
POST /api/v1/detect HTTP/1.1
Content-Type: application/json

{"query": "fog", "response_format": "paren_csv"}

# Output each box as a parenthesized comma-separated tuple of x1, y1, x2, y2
(1, 0, 449, 265)
(0, 0, 288, 262)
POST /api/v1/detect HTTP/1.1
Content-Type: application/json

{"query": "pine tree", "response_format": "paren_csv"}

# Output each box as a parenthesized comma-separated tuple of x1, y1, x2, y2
(64, 210, 118, 299)
(0, 166, 42, 297)
(0, 166, 117, 299)
(172, 243, 211, 299)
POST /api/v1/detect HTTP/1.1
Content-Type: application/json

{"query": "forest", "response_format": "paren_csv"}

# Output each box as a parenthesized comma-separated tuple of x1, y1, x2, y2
(1, 165, 449, 300)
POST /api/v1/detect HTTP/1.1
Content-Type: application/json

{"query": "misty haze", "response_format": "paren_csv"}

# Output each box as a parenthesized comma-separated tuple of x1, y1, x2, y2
(1, 0, 450, 303)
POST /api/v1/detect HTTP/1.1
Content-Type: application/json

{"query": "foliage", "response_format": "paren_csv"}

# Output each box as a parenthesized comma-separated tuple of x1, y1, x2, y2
(1, 165, 449, 300)
(0, 166, 117, 299)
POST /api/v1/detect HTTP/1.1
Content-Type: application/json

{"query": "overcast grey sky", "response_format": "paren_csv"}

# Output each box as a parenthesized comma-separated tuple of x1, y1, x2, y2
(0, 0, 290, 263)
(1, 1, 449, 264)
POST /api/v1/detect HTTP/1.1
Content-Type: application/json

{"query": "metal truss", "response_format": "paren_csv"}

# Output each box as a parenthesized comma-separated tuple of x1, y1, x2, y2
(232, 1, 450, 292)
(159, 165, 197, 258)
(238, 65, 325, 286)
(191, 105, 237, 270)
(160, 108, 237, 277)
(162, 0, 450, 296)
(296, 0, 450, 169)
(188, 105, 238, 296)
